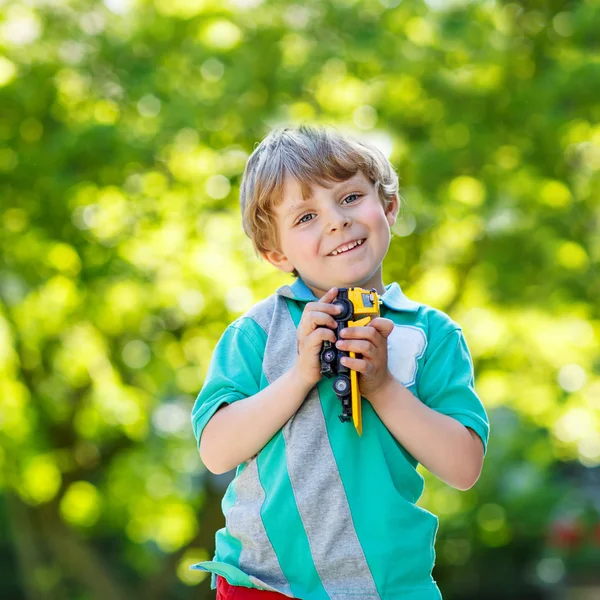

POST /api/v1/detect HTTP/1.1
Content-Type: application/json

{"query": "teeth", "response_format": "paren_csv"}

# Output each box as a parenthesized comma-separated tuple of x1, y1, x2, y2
(331, 239, 363, 256)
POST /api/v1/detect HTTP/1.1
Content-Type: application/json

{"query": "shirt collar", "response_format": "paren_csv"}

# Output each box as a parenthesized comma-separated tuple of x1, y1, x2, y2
(276, 277, 421, 313)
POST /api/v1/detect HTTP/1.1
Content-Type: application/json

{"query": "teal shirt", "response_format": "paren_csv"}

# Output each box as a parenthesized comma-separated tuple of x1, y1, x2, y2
(190, 278, 490, 599)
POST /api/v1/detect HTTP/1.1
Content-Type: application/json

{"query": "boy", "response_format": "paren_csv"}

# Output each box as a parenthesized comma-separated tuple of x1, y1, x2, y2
(190, 125, 489, 599)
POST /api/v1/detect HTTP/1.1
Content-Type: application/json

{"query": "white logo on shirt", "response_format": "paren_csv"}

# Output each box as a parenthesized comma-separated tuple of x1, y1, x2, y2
(387, 325, 427, 388)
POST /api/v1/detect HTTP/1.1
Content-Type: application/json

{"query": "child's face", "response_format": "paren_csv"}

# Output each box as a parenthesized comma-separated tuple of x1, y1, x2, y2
(263, 171, 399, 297)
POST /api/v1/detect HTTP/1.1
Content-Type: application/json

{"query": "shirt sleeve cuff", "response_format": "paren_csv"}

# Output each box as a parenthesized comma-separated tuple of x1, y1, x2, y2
(191, 393, 242, 451)
(434, 408, 490, 456)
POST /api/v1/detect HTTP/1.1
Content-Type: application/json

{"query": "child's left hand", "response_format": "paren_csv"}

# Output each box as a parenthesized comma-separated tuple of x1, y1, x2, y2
(335, 317, 396, 399)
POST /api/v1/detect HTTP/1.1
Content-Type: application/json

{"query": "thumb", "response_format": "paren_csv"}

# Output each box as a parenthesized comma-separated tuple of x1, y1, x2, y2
(368, 317, 395, 339)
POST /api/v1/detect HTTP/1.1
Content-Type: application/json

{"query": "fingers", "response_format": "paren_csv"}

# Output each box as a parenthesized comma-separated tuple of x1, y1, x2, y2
(298, 311, 339, 337)
(304, 298, 342, 319)
(339, 355, 369, 373)
(339, 318, 395, 340)
(368, 317, 395, 338)
(307, 326, 337, 348)
(318, 286, 338, 302)
(338, 325, 377, 341)
(299, 288, 342, 337)
(335, 338, 371, 356)
(308, 287, 341, 317)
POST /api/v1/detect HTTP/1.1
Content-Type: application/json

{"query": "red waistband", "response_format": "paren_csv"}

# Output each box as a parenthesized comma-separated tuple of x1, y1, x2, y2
(216, 575, 297, 599)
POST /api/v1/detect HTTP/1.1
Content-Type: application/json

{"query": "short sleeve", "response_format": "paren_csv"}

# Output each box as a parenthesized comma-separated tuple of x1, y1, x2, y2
(191, 322, 265, 450)
(417, 328, 490, 455)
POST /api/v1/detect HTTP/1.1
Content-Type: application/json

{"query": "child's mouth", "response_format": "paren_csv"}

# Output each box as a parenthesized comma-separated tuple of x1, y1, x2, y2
(328, 238, 366, 257)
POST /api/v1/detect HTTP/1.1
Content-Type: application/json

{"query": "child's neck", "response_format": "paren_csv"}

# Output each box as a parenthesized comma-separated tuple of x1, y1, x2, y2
(304, 275, 387, 299)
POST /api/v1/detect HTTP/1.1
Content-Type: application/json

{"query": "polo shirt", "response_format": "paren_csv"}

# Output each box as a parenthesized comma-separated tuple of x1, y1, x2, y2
(190, 277, 489, 599)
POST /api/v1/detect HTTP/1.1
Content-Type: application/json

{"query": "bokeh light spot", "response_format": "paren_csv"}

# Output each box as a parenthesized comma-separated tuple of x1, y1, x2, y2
(558, 364, 587, 392)
(22, 455, 62, 504)
(60, 481, 102, 527)
(449, 176, 486, 206)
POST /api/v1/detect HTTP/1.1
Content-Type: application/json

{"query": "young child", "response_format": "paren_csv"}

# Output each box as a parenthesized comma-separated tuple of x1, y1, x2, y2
(190, 125, 489, 600)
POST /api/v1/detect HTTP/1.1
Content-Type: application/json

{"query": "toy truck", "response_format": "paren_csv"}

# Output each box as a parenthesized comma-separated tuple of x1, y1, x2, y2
(319, 287, 382, 436)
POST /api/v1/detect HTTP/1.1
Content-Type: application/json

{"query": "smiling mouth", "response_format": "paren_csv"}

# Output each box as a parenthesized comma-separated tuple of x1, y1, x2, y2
(328, 238, 366, 257)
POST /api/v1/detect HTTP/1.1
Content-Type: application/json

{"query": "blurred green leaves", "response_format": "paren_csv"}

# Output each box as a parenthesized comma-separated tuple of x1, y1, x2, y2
(1, 0, 599, 598)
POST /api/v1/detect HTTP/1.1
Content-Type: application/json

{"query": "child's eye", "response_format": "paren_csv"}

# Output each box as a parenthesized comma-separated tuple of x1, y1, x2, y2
(295, 194, 361, 225)
(296, 213, 315, 225)
(342, 193, 361, 204)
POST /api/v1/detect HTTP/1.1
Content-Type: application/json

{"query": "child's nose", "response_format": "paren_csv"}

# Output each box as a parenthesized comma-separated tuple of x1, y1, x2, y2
(324, 209, 351, 231)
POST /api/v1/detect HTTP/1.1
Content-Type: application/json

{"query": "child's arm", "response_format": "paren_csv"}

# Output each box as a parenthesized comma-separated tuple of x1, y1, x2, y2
(368, 378, 484, 490)
(200, 287, 342, 474)
(336, 319, 487, 491)
(200, 366, 314, 474)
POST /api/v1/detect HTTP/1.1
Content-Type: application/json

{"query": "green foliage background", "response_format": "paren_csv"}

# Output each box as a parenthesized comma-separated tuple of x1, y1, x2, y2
(1, 0, 599, 598)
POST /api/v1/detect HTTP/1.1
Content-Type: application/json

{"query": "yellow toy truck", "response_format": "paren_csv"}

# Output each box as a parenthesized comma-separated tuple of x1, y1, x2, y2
(319, 287, 382, 436)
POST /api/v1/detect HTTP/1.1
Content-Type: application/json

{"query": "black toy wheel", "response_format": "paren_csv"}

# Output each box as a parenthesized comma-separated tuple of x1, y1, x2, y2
(333, 375, 351, 395)
(333, 299, 353, 321)
(322, 348, 336, 363)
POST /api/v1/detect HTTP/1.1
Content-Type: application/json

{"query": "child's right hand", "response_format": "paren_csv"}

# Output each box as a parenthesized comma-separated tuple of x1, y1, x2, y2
(293, 287, 342, 389)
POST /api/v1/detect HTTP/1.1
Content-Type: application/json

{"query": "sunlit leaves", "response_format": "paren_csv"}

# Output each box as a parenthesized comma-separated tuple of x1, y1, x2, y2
(0, 56, 17, 86)
(0, 0, 599, 596)
(20, 455, 62, 505)
(60, 481, 103, 527)
(14, 276, 81, 340)
(127, 500, 198, 552)
(406, 266, 457, 307)
(448, 176, 486, 207)
(0, 379, 32, 442)
(539, 180, 573, 208)
(197, 19, 243, 51)
(178, 548, 210, 585)
(154, 0, 210, 20)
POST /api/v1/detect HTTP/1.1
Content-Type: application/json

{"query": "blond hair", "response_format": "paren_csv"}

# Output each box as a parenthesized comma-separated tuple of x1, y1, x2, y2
(239, 124, 400, 276)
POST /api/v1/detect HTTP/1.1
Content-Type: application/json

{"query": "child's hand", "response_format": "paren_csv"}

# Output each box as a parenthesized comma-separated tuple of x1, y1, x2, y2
(334, 317, 395, 398)
(293, 287, 342, 389)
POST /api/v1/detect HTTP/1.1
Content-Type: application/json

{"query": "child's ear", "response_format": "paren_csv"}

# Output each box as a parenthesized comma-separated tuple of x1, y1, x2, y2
(385, 194, 400, 227)
(262, 247, 296, 274)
